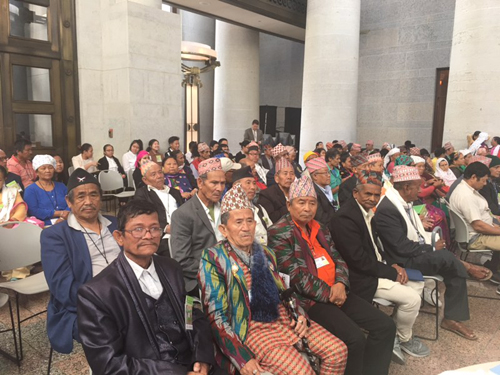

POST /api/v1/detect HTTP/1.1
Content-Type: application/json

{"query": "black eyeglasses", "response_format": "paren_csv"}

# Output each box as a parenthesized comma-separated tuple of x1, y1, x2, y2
(124, 227, 163, 239)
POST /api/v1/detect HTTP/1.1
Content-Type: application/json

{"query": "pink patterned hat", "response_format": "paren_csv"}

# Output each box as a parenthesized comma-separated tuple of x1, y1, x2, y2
(392, 166, 421, 183)
(351, 143, 362, 151)
(410, 147, 421, 156)
(470, 155, 492, 167)
(198, 158, 222, 176)
(198, 142, 210, 153)
(140, 160, 157, 177)
(272, 143, 287, 157)
(221, 184, 253, 215)
(339, 140, 347, 148)
(306, 157, 328, 174)
(367, 153, 382, 163)
(289, 175, 317, 201)
(351, 154, 369, 167)
(275, 157, 294, 174)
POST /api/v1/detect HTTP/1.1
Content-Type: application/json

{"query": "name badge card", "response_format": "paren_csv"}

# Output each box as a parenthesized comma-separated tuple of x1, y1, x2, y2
(314, 256, 330, 269)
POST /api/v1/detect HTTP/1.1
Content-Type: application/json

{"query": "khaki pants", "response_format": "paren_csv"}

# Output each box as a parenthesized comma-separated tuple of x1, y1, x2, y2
(374, 280, 424, 342)
(469, 234, 500, 251)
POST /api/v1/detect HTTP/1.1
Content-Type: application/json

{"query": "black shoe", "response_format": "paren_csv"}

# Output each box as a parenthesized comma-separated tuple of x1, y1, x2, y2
(490, 271, 500, 285)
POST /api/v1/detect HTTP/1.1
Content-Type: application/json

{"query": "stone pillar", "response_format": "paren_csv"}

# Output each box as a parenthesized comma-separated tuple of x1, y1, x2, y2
(76, 0, 183, 157)
(182, 11, 216, 144)
(443, 0, 500, 149)
(299, 0, 360, 158)
(214, 21, 259, 154)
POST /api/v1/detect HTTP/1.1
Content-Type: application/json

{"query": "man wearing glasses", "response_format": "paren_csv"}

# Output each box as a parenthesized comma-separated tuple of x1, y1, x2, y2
(41, 168, 121, 354)
(77, 200, 217, 374)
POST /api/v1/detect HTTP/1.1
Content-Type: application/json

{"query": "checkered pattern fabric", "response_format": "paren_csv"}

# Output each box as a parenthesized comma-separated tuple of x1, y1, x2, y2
(289, 175, 317, 200)
(198, 142, 210, 152)
(198, 157, 222, 176)
(410, 147, 421, 156)
(392, 165, 421, 182)
(221, 184, 253, 215)
(367, 153, 382, 163)
(272, 143, 286, 157)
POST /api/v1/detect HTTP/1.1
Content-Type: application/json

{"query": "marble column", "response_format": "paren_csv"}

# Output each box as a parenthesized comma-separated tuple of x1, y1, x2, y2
(214, 21, 260, 154)
(299, 0, 360, 158)
(181, 11, 216, 144)
(443, 0, 500, 149)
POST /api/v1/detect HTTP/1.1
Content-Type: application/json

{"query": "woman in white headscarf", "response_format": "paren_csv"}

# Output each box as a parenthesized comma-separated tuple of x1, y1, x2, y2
(434, 158, 457, 188)
(469, 132, 489, 155)
(383, 147, 400, 174)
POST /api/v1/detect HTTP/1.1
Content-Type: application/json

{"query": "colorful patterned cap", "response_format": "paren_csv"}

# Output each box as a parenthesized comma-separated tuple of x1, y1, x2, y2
(247, 141, 259, 152)
(444, 142, 454, 150)
(221, 184, 253, 215)
(140, 160, 157, 176)
(351, 143, 362, 151)
(272, 143, 287, 157)
(32, 154, 56, 171)
(220, 158, 242, 173)
(367, 153, 382, 163)
(289, 175, 317, 201)
(356, 170, 383, 187)
(275, 157, 294, 173)
(198, 142, 210, 153)
(470, 155, 492, 167)
(198, 158, 223, 176)
(410, 147, 421, 156)
(392, 166, 421, 183)
(326, 142, 334, 150)
(306, 157, 328, 174)
(351, 154, 369, 167)
(339, 140, 347, 148)
(395, 155, 412, 166)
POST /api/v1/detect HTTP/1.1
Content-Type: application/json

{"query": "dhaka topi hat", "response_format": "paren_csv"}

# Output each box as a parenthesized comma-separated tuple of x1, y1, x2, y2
(470, 155, 492, 167)
(271, 143, 287, 158)
(247, 141, 259, 152)
(395, 155, 412, 166)
(140, 160, 157, 177)
(221, 184, 253, 215)
(367, 153, 382, 163)
(351, 143, 362, 151)
(232, 166, 254, 183)
(199, 158, 223, 176)
(356, 170, 383, 187)
(198, 142, 210, 153)
(33, 155, 56, 171)
(275, 157, 294, 174)
(351, 154, 369, 168)
(392, 166, 421, 183)
(289, 175, 317, 201)
(306, 157, 329, 174)
(220, 158, 241, 173)
(339, 140, 347, 148)
(67, 168, 100, 193)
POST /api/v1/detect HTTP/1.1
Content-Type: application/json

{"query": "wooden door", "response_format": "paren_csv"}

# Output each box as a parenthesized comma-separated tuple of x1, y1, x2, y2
(431, 68, 449, 151)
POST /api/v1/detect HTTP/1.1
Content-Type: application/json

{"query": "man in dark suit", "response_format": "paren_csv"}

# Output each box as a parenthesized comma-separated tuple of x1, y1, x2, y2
(77, 200, 216, 374)
(260, 143, 275, 171)
(332, 170, 429, 364)
(41, 169, 121, 354)
(170, 158, 226, 296)
(375, 165, 490, 341)
(338, 154, 371, 207)
(257, 157, 295, 223)
(243, 119, 263, 144)
(134, 161, 183, 257)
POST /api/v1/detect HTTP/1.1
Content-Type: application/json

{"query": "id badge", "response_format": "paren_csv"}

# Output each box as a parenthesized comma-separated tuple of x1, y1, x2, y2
(248, 289, 252, 302)
(279, 272, 290, 288)
(185, 296, 194, 330)
(314, 256, 330, 269)
(156, 155, 162, 162)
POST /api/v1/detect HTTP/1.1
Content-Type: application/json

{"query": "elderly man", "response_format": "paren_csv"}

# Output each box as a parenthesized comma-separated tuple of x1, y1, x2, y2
(0, 147, 23, 193)
(349, 143, 361, 157)
(243, 119, 263, 144)
(198, 184, 347, 375)
(246, 142, 268, 185)
(364, 140, 374, 155)
(338, 154, 371, 206)
(285, 146, 302, 178)
(375, 166, 491, 341)
(306, 157, 337, 232)
(78, 200, 215, 375)
(332, 170, 429, 365)
(232, 166, 272, 245)
(258, 157, 295, 223)
(134, 161, 183, 257)
(7, 139, 36, 188)
(41, 169, 121, 354)
(265, 143, 288, 187)
(77, 200, 216, 374)
(450, 161, 500, 285)
(268, 175, 395, 375)
(171, 158, 226, 296)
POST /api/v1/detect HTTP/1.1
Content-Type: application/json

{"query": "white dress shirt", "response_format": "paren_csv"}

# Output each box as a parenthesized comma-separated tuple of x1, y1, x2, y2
(196, 194, 224, 241)
(253, 130, 258, 141)
(122, 150, 137, 173)
(124, 254, 163, 300)
(149, 185, 178, 239)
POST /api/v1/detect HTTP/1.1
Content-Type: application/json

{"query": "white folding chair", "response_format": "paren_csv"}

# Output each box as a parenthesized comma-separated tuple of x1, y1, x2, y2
(68, 166, 74, 176)
(448, 207, 491, 262)
(0, 222, 49, 361)
(98, 170, 135, 214)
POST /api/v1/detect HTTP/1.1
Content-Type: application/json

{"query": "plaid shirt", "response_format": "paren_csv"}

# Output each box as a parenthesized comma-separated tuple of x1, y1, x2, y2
(7, 156, 36, 188)
(268, 213, 350, 311)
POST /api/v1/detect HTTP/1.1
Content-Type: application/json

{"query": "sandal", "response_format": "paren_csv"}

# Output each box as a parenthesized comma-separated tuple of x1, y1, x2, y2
(465, 263, 493, 281)
(441, 319, 478, 341)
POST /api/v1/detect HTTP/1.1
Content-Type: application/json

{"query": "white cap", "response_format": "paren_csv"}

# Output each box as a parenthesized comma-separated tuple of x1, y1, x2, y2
(220, 157, 242, 173)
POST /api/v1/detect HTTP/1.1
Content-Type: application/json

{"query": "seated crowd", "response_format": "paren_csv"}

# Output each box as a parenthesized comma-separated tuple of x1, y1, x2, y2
(1, 127, 500, 375)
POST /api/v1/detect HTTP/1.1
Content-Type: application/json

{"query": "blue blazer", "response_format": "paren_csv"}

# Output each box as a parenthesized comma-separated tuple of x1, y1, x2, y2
(41, 216, 118, 354)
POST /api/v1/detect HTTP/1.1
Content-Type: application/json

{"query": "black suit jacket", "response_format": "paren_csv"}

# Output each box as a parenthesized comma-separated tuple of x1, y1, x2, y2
(97, 156, 126, 175)
(338, 175, 357, 207)
(313, 183, 336, 234)
(134, 185, 183, 230)
(78, 252, 215, 374)
(374, 196, 433, 266)
(6, 172, 24, 195)
(331, 198, 398, 302)
(257, 184, 288, 223)
(479, 181, 500, 216)
(260, 156, 275, 171)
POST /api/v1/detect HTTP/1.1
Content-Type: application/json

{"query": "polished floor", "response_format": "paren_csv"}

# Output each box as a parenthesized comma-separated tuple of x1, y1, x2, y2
(0, 272, 498, 374)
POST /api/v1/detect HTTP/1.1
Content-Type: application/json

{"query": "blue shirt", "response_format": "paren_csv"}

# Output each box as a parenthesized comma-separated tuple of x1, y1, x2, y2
(24, 182, 69, 225)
